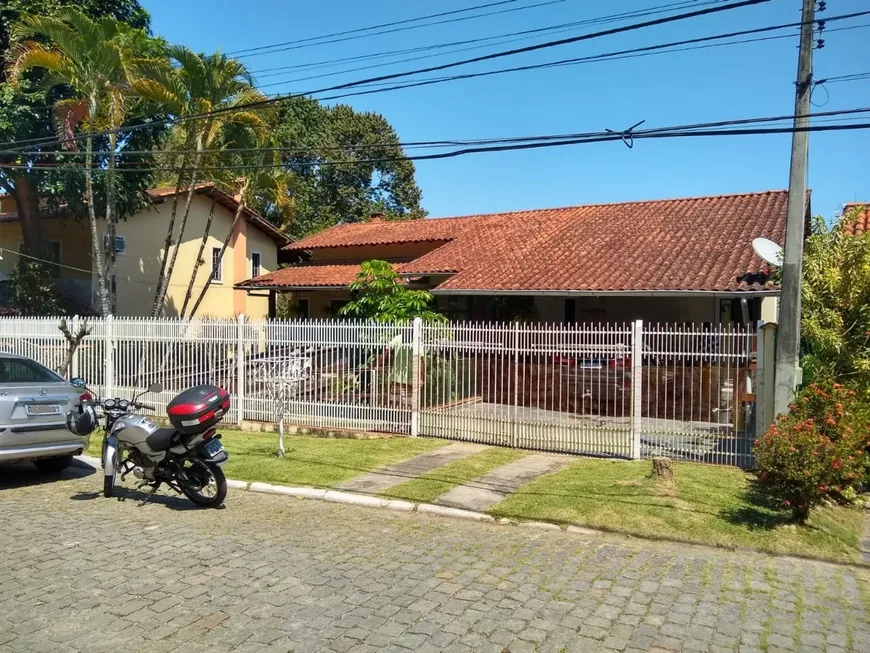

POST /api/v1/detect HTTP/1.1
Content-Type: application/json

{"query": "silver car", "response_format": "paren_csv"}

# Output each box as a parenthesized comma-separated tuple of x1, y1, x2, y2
(0, 353, 89, 473)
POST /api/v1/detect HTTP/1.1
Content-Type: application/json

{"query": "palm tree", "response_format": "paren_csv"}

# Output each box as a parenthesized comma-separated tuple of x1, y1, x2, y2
(130, 48, 268, 317)
(187, 150, 294, 319)
(8, 9, 152, 316)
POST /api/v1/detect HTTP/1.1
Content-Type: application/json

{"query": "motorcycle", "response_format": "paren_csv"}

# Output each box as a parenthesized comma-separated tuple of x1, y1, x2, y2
(68, 379, 230, 508)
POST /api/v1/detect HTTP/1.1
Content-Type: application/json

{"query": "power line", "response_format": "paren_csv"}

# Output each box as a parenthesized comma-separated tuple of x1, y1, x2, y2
(306, 14, 870, 103)
(3, 109, 868, 173)
(9, 106, 869, 161)
(228, 0, 521, 54)
(245, 0, 719, 70)
(250, 0, 728, 85)
(0, 0, 771, 153)
(230, 0, 568, 59)
(816, 71, 870, 84)
(1, 247, 218, 289)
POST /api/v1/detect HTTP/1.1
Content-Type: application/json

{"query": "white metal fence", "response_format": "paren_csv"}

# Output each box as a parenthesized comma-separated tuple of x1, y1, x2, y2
(0, 316, 759, 467)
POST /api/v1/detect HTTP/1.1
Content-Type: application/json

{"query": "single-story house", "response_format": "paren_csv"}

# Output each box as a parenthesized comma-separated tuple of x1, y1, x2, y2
(238, 190, 807, 324)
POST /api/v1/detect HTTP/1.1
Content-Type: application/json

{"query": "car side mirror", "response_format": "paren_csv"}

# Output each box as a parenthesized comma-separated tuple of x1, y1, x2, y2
(148, 382, 163, 394)
(70, 377, 86, 388)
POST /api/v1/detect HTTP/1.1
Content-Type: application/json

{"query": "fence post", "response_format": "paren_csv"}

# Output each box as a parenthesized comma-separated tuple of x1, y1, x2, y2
(512, 322, 520, 448)
(104, 314, 114, 398)
(237, 314, 245, 426)
(410, 317, 422, 437)
(755, 320, 777, 439)
(631, 319, 643, 459)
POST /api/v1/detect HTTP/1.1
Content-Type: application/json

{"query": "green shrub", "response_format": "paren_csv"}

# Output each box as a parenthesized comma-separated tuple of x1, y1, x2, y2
(755, 382, 868, 522)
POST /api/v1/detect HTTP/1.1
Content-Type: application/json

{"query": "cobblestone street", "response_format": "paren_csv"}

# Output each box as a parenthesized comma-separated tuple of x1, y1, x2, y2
(1, 463, 869, 653)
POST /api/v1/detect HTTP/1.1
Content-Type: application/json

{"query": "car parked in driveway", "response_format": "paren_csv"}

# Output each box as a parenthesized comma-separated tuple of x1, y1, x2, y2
(0, 353, 90, 473)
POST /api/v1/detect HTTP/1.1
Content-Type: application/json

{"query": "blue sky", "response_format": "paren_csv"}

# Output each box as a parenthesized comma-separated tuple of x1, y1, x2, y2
(142, 0, 868, 220)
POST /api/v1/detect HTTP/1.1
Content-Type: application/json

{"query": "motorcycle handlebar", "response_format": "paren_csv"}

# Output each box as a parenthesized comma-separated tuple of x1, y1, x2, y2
(137, 403, 156, 411)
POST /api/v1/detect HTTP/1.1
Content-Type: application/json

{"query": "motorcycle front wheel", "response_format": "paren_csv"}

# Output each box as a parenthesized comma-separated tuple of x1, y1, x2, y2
(102, 439, 117, 498)
(177, 459, 226, 508)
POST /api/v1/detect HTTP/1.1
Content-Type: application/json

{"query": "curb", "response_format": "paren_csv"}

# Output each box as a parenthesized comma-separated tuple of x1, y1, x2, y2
(74, 454, 593, 535)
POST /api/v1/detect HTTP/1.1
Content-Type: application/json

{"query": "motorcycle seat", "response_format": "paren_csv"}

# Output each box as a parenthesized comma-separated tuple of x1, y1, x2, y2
(146, 428, 178, 451)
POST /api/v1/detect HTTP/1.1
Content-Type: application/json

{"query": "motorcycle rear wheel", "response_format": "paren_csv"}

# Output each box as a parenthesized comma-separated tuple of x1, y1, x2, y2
(178, 459, 226, 508)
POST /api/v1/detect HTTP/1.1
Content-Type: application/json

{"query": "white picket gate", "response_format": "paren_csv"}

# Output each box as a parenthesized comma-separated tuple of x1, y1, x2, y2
(0, 315, 760, 467)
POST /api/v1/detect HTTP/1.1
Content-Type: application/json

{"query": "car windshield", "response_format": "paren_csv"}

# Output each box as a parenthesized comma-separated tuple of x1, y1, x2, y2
(0, 357, 64, 384)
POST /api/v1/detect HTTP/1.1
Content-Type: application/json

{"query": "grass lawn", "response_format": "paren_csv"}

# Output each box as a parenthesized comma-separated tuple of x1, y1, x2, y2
(489, 458, 866, 563)
(382, 447, 526, 504)
(87, 431, 449, 488)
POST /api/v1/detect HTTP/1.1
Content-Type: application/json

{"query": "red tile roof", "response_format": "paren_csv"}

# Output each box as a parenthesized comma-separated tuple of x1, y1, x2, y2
(240, 262, 385, 289)
(268, 190, 797, 293)
(843, 203, 869, 236)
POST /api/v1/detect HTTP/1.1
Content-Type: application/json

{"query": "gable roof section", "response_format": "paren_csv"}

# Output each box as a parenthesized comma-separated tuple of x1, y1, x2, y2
(275, 190, 792, 293)
(148, 184, 290, 245)
(843, 203, 869, 236)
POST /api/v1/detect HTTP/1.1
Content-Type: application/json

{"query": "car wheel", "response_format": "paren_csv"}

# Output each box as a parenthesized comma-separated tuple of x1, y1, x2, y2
(34, 455, 73, 474)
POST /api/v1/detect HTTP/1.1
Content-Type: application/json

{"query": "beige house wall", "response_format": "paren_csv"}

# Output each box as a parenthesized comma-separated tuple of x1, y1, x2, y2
(0, 217, 91, 280)
(103, 194, 277, 318)
(0, 193, 280, 317)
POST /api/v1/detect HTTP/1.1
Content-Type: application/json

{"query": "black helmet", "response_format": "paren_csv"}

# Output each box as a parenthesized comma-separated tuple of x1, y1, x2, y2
(67, 404, 97, 437)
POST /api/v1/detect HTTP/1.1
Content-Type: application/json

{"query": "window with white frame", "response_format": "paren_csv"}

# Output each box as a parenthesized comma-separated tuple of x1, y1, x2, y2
(251, 251, 261, 278)
(211, 247, 223, 282)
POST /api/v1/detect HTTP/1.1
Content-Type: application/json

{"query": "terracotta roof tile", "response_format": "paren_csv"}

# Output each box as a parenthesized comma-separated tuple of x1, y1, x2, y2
(273, 191, 796, 293)
(843, 203, 869, 236)
(238, 262, 391, 289)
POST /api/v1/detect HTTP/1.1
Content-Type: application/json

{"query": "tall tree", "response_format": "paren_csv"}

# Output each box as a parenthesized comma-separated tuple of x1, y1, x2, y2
(800, 209, 870, 393)
(252, 97, 425, 239)
(8, 8, 157, 315)
(130, 48, 268, 316)
(0, 0, 150, 266)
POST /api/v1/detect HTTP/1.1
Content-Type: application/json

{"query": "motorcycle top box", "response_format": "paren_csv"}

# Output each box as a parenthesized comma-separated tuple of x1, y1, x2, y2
(167, 385, 230, 435)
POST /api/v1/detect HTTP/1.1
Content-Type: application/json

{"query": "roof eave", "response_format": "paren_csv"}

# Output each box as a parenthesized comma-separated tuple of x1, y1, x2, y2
(430, 289, 781, 297)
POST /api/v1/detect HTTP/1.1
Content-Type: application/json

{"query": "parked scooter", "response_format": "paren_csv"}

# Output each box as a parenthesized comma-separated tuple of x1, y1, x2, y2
(66, 380, 230, 508)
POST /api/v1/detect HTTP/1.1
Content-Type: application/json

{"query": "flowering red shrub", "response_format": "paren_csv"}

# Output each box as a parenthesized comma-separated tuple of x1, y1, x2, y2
(755, 382, 868, 522)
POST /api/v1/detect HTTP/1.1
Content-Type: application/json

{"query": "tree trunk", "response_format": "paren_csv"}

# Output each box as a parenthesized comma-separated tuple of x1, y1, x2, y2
(179, 196, 217, 319)
(6, 173, 49, 259)
(105, 128, 118, 315)
(57, 317, 91, 379)
(188, 178, 250, 319)
(651, 457, 674, 480)
(84, 97, 108, 316)
(149, 140, 194, 317)
(156, 138, 205, 317)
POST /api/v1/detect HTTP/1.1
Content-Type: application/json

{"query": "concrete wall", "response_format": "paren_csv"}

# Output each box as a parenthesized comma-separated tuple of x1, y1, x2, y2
(537, 295, 720, 324)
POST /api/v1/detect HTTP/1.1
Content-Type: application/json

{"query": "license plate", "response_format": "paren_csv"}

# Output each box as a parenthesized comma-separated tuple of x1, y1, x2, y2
(204, 439, 224, 457)
(26, 404, 61, 416)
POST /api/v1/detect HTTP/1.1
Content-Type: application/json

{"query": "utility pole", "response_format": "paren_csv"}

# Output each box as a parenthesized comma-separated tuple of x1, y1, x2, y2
(774, 0, 816, 416)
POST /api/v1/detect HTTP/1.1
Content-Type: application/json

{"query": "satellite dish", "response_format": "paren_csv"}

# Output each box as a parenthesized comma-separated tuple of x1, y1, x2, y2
(752, 238, 783, 266)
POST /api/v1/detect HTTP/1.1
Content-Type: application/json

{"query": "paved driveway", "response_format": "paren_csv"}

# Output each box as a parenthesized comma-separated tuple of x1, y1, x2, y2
(0, 461, 868, 653)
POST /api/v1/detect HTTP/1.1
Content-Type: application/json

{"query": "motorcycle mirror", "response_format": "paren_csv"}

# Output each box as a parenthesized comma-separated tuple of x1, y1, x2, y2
(70, 377, 87, 388)
(148, 382, 164, 394)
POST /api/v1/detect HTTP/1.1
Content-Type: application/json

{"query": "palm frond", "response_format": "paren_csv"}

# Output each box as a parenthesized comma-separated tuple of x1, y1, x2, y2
(7, 43, 74, 86)
(52, 98, 89, 150)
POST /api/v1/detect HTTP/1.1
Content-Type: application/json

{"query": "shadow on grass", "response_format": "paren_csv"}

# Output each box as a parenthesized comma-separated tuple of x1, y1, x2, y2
(721, 478, 793, 530)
